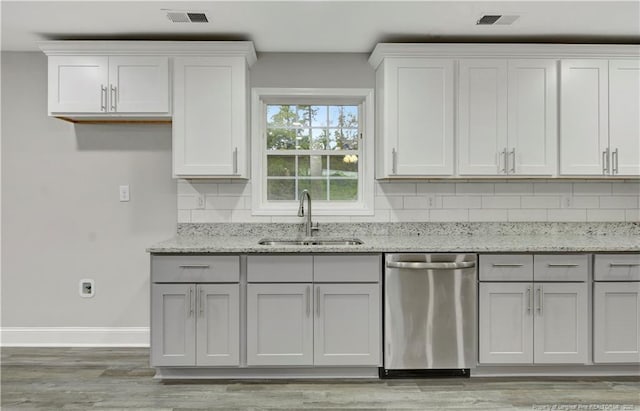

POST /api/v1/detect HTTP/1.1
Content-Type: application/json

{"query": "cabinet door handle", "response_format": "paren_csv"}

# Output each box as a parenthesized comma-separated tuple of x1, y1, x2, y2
(612, 148, 619, 174)
(188, 287, 194, 317)
(199, 287, 204, 317)
(305, 286, 310, 317)
(110, 85, 117, 111)
(602, 148, 610, 175)
(499, 149, 507, 174)
(391, 148, 397, 175)
(179, 264, 210, 269)
(526, 286, 532, 314)
(233, 147, 238, 175)
(509, 148, 516, 174)
(536, 286, 543, 315)
(316, 286, 321, 317)
(492, 263, 524, 267)
(100, 85, 107, 112)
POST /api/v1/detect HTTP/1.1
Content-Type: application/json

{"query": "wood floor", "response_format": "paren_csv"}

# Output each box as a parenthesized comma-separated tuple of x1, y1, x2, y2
(2, 348, 639, 410)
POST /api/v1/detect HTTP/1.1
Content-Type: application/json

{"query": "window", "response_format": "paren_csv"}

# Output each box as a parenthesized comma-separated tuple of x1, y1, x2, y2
(251, 88, 374, 216)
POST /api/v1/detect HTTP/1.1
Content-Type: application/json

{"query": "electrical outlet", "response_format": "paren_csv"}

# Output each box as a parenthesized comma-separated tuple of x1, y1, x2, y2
(426, 195, 436, 208)
(561, 195, 572, 208)
(197, 194, 206, 209)
(119, 185, 130, 202)
(79, 279, 95, 298)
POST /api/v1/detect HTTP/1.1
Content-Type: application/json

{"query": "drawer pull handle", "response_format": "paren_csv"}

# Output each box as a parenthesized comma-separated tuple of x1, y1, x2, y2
(547, 264, 579, 267)
(492, 264, 524, 267)
(609, 263, 640, 267)
(179, 265, 210, 269)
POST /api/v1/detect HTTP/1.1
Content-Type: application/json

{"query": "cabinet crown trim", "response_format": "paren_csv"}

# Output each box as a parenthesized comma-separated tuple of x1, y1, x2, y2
(39, 41, 257, 66)
(369, 43, 640, 68)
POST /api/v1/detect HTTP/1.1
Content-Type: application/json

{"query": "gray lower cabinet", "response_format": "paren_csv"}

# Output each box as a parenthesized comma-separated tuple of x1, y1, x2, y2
(479, 254, 589, 365)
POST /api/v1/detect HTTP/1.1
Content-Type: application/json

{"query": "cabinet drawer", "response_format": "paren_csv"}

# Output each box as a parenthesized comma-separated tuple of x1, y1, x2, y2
(595, 254, 640, 281)
(247, 255, 313, 282)
(151, 255, 239, 283)
(534, 254, 589, 282)
(479, 254, 533, 281)
(314, 254, 381, 283)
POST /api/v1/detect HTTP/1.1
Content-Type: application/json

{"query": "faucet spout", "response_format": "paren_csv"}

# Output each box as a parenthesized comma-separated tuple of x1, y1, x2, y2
(298, 189, 318, 237)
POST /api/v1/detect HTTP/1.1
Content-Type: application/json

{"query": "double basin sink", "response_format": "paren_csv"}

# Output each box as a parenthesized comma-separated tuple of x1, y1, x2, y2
(258, 238, 363, 246)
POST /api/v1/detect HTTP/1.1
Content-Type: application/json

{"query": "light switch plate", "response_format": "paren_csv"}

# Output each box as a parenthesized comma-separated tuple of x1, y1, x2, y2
(119, 185, 130, 202)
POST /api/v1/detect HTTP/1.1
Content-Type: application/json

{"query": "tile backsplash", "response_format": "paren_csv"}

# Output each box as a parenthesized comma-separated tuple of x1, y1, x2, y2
(177, 180, 640, 223)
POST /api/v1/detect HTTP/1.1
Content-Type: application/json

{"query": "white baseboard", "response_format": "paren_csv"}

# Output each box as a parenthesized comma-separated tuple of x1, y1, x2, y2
(0, 327, 150, 347)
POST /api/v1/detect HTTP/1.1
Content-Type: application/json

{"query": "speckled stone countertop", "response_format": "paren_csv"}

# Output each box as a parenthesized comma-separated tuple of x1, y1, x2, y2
(148, 222, 640, 254)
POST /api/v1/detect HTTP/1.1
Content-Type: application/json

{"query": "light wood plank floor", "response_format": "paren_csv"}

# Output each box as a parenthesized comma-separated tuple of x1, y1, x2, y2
(2, 348, 639, 410)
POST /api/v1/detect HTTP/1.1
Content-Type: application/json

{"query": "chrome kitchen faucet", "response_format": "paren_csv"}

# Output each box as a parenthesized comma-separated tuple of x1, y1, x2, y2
(298, 189, 319, 237)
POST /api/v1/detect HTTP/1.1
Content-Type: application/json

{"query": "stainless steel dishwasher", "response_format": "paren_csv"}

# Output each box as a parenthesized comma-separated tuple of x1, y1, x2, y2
(383, 253, 477, 377)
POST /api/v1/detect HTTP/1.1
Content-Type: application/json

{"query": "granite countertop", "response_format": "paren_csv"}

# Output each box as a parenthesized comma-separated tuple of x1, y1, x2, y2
(148, 225, 640, 254)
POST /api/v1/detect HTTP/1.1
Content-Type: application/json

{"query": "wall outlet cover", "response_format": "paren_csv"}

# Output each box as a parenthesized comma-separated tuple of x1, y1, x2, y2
(79, 279, 95, 298)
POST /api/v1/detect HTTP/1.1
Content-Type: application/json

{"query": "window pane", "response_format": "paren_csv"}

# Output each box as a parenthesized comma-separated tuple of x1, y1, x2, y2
(266, 128, 296, 150)
(267, 156, 295, 177)
(329, 155, 358, 177)
(294, 128, 311, 150)
(329, 179, 358, 201)
(267, 179, 295, 201)
(342, 129, 359, 150)
(329, 105, 358, 127)
(310, 105, 328, 127)
(298, 179, 327, 201)
(267, 105, 297, 127)
(298, 155, 327, 177)
(311, 129, 330, 150)
(328, 129, 359, 150)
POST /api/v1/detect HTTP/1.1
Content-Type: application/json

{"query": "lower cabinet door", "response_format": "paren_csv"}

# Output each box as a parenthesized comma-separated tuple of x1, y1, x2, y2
(594, 282, 640, 363)
(196, 284, 240, 366)
(246, 283, 313, 366)
(533, 283, 588, 364)
(151, 284, 196, 366)
(314, 284, 381, 366)
(479, 282, 533, 364)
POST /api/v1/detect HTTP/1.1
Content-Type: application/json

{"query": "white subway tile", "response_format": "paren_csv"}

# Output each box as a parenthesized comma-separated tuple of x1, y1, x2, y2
(404, 196, 433, 209)
(217, 182, 251, 196)
(455, 183, 494, 195)
(533, 182, 572, 195)
(390, 209, 429, 222)
(521, 196, 561, 209)
(587, 209, 626, 222)
(508, 209, 548, 222)
(626, 209, 640, 222)
(178, 181, 218, 195)
(548, 209, 587, 222)
(177, 195, 199, 210)
(612, 182, 640, 195)
(599, 196, 639, 209)
(430, 209, 469, 222)
(494, 183, 533, 195)
(206, 196, 245, 210)
(416, 183, 456, 195)
(482, 196, 521, 209)
(270, 216, 302, 223)
(350, 210, 391, 223)
(376, 182, 416, 196)
(570, 196, 599, 208)
(191, 209, 232, 223)
(469, 209, 508, 222)
(374, 195, 403, 210)
(314, 215, 352, 223)
(231, 210, 271, 223)
(177, 210, 191, 223)
(573, 182, 612, 195)
(442, 196, 482, 209)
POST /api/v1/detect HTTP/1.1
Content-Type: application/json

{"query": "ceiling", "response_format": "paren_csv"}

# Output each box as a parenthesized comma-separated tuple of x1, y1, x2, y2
(2, 1, 639, 53)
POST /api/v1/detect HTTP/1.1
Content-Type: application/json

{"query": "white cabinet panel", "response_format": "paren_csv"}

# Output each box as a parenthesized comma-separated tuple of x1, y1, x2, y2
(48, 56, 108, 113)
(479, 282, 533, 364)
(246, 283, 313, 366)
(458, 59, 508, 175)
(383, 58, 454, 176)
(173, 56, 248, 177)
(533, 283, 588, 364)
(151, 284, 196, 366)
(594, 282, 640, 363)
(314, 284, 381, 366)
(609, 60, 640, 176)
(594, 254, 640, 281)
(507, 59, 557, 176)
(108, 56, 169, 113)
(560, 60, 609, 175)
(196, 284, 240, 366)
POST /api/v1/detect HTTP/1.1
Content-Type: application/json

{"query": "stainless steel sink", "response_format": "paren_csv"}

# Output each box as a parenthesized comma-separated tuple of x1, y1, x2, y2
(258, 238, 363, 246)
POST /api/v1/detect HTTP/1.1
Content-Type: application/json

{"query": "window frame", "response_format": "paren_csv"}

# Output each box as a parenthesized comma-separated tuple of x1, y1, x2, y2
(251, 88, 374, 216)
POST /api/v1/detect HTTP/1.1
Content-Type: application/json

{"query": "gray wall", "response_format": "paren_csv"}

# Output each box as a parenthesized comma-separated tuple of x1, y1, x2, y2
(1, 52, 177, 327)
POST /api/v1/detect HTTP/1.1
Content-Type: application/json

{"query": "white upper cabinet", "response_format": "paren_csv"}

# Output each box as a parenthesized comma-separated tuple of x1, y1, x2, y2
(48, 55, 169, 116)
(608, 60, 640, 176)
(458, 59, 556, 176)
(172, 56, 250, 178)
(375, 58, 454, 177)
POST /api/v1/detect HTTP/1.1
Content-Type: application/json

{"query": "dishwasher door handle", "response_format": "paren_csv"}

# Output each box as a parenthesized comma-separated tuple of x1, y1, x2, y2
(386, 261, 476, 270)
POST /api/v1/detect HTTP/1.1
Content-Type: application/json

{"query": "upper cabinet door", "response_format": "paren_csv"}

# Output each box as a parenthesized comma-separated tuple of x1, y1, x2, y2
(48, 56, 108, 114)
(383, 58, 454, 176)
(560, 60, 609, 175)
(458, 59, 508, 175)
(108, 56, 170, 114)
(609, 60, 640, 176)
(173, 56, 248, 178)
(507, 60, 557, 176)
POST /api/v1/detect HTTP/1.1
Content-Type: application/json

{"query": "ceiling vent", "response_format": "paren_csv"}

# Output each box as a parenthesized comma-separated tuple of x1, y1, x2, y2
(166, 11, 209, 23)
(477, 15, 519, 25)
